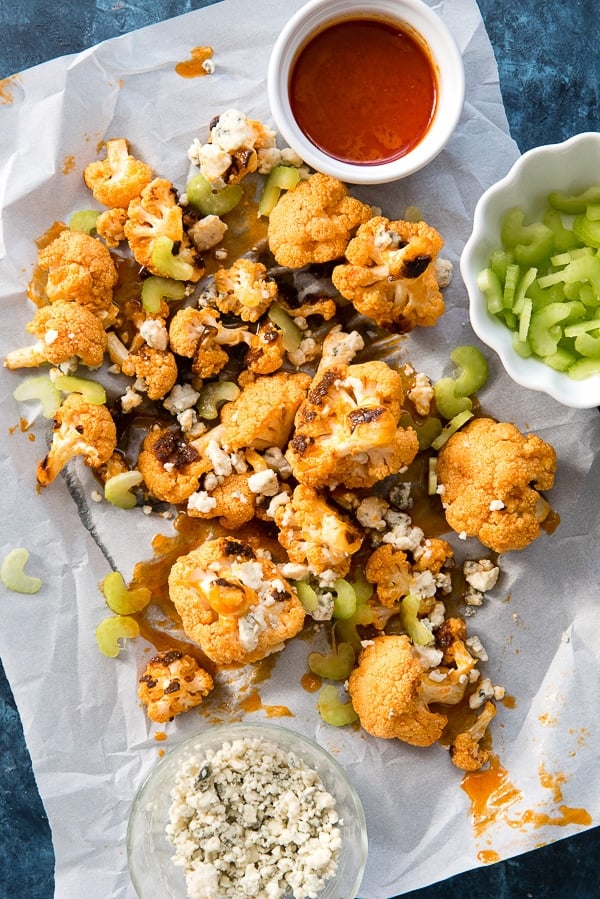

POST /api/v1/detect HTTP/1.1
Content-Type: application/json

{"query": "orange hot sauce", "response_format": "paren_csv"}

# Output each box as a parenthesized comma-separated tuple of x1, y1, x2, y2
(289, 18, 437, 165)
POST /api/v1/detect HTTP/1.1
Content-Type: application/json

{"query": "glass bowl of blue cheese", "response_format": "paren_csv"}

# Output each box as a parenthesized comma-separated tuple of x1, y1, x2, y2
(127, 722, 368, 899)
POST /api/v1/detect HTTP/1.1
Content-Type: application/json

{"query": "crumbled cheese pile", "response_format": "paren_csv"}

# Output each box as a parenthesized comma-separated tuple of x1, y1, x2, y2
(166, 736, 342, 899)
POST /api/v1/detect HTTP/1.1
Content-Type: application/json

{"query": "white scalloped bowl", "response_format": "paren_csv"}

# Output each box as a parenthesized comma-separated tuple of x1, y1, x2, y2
(268, 0, 464, 185)
(461, 131, 600, 409)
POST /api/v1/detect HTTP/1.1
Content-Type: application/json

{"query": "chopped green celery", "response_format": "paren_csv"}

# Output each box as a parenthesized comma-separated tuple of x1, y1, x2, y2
(528, 301, 585, 357)
(430, 409, 474, 451)
(258, 165, 301, 217)
(95, 615, 139, 658)
(308, 642, 356, 680)
(104, 471, 143, 509)
(550, 247, 594, 267)
(294, 581, 319, 613)
(100, 570, 151, 614)
(348, 568, 373, 604)
(13, 375, 61, 418)
(574, 333, 600, 358)
(518, 297, 533, 342)
(573, 212, 600, 248)
(185, 174, 243, 215)
(317, 685, 358, 727)
(543, 347, 577, 371)
(0, 547, 42, 594)
(528, 280, 564, 310)
(399, 411, 443, 450)
(69, 209, 100, 235)
(427, 456, 438, 496)
(511, 332, 533, 357)
(400, 594, 434, 646)
(542, 208, 580, 253)
(538, 254, 600, 294)
(501, 310, 518, 330)
(512, 267, 538, 314)
(500, 207, 554, 266)
(333, 591, 374, 653)
(563, 317, 600, 338)
(267, 303, 302, 351)
(197, 380, 240, 419)
(54, 374, 106, 405)
(548, 185, 600, 214)
(502, 263, 520, 308)
(141, 275, 186, 313)
(568, 356, 600, 378)
(586, 203, 600, 222)
(477, 267, 504, 315)
(332, 578, 357, 619)
(151, 235, 195, 281)
(434, 345, 488, 420)
(489, 248, 514, 281)
(403, 205, 423, 222)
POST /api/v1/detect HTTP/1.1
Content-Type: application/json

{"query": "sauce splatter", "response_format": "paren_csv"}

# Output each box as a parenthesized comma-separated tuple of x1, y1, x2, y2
(477, 849, 500, 864)
(175, 46, 214, 79)
(239, 689, 293, 719)
(62, 155, 76, 175)
(461, 754, 522, 838)
(300, 672, 322, 693)
(0, 74, 21, 105)
(154, 731, 168, 742)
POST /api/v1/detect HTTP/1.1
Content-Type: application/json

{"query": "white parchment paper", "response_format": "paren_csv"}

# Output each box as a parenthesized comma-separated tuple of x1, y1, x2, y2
(1, 1, 599, 897)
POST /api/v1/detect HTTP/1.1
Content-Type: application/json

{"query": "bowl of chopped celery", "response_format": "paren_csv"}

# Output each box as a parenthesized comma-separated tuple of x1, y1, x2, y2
(461, 131, 600, 408)
(127, 722, 368, 899)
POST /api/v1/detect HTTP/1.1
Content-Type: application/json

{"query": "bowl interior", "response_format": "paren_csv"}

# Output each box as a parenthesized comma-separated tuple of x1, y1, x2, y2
(462, 132, 600, 408)
(127, 722, 368, 899)
(268, 0, 464, 184)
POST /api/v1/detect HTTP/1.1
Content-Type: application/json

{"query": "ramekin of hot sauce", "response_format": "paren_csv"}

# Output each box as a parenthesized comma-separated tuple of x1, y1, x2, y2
(268, 0, 464, 185)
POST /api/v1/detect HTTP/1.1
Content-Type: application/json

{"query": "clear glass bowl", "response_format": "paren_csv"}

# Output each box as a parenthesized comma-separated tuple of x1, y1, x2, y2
(127, 722, 368, 899)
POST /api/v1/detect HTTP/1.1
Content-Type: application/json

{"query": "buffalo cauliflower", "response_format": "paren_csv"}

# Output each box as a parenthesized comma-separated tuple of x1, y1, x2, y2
(5, 300, 107, 370)
(124, 177, 204, 282)
(449, 700, 497, 772)
(286, 359, 419, 489)
(331, 216, 446, 332)
(137, 649, 214, 723)
(220, 371, 311, 451)
(36, 393, 117, 487)
(168, 536, 305, 665)
(243, 318, 286, 374)
(436, 417, 557, 553)
(37, 229, 118, 318)
(273, 484, 363, 579)
(83, 138, 153, 208)
(267, 173, 372, 268)
(137, 427, 212, 504)
(187, 471, 257, 530)
(188, 108, 277, 189)
(96, 208, 128, 248)
(213, 258, 278, 323)
(119, 345, 178, 401)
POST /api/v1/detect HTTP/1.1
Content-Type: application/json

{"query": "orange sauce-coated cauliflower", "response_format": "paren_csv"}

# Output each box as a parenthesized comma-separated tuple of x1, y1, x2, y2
(83, 138, 153, 209)
(137, 649, 214, 723)
(37, 229, 118, 318)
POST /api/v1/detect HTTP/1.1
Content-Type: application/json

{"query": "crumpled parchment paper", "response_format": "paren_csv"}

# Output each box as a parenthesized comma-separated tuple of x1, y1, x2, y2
(1, 1, 599, 897)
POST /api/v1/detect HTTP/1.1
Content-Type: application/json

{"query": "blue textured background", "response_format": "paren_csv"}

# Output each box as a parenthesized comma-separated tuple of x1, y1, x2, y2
(1, 1, 598, 897)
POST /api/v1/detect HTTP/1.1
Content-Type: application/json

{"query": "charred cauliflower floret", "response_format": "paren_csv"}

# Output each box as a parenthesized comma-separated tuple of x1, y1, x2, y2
(120, 345, 178, 400)
(347, 635, 448, 747)
(436, 417, 557, 553)
(220, 371, 311, 451)
(83, 138, 153, 208)
(124, 177, 204, 282)
(286, 359, 419, 489)
(450, 700, 497, 772)
(213, 258, 278, 323)
(36, 229, 118, 318)
(267, 173, 372, 268)
(137, 427, 212, 504)
(273, 484, 363, 579)
(168, 536, 305, 665)
(188, 109, 277, 188)
(5, 300, 107, 370)
(36, 394, 117, 487)
(187, 472, 257, 530)
(331, 216, 445, 332)
(243, 318, 286, 375)
(365, 544, 413, 608)
(137, 649, 214, 723)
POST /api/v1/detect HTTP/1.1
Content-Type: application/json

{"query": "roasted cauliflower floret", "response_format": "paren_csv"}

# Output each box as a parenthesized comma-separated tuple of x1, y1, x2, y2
(5, 300, 107, 370)
(83, 138, 153, 208)
(96, 208, 128, 248)
(137, 649, 214, 723)
(168, 306, 254, 379)
(36, 229, 118, 317)
(331, 216, 445, 332)
(120, 345, 178, 400)
(168, 537, 305, 665)
(137, 427, 212, 504)
(243, 318, 286, 375)
(267, 173, 372, 268)
(347, 635, 448, 747)
(436, 417, 557, 553)
(124, 177, 204, 282)
(36, 394, 117, 487)
(213, 258, 278, 323)
(220, 371, 311, 451)
(188, 109, 277, 188)
(365, 544, 412, 608)
(450, 700, 497, 772)
(187, 472, 257, 530)
(286, 359, 419, 489)
(273, 485, 363, 579)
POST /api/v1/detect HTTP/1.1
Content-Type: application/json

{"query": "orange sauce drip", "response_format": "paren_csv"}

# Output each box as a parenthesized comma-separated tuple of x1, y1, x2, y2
(477, 850, 501, 864)
(461, 755, 522, 838)
(239, 689, 293, 719)
(541, 508, 561, 536)
(175, 46, 214, 79)
(154, 731, 168, 742)
(300, 672, 322, 693)
(290, 18, 437, 164)
(62, 155, 76, 175)
(0, 75, 20, 105)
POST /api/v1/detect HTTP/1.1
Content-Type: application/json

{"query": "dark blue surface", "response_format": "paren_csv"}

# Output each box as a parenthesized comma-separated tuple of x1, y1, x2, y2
(1, 1, 599, 897)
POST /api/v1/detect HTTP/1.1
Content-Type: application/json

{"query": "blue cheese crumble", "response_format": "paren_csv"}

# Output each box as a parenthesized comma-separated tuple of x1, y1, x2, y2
(166, 736, 342, 899)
